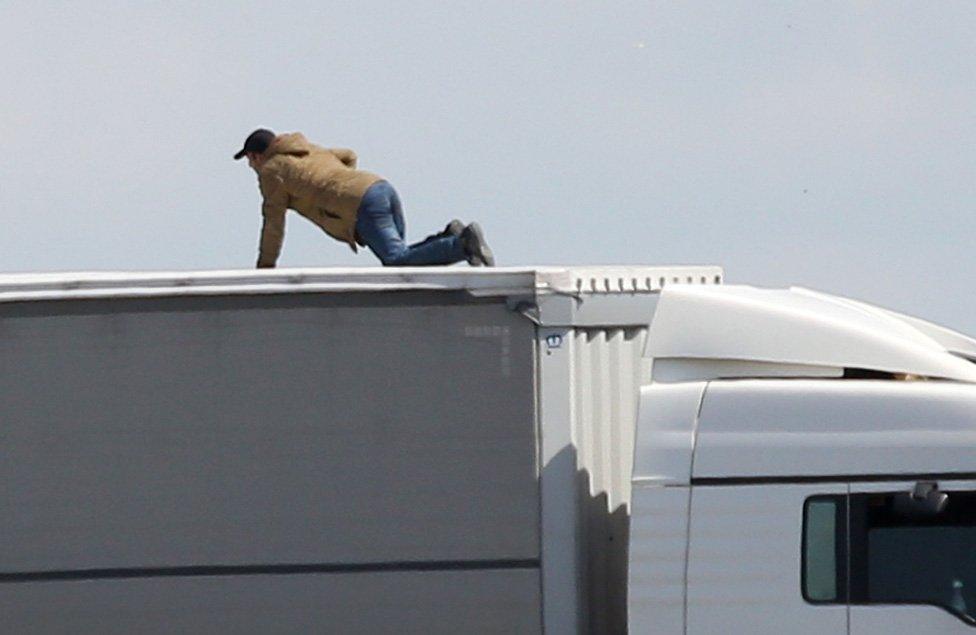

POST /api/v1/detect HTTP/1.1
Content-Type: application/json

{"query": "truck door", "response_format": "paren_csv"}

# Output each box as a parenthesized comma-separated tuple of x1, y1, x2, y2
(685, 483, 848, 634)
(847, 480, 976, 634)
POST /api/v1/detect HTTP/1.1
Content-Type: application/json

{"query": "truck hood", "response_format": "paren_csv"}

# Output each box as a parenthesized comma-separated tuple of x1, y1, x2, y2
(647, 285, 976, 383)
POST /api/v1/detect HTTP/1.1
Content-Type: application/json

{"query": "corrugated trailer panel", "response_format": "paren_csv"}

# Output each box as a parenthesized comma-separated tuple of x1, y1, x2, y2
(574, 328, 648, 510)
(0, 293, 538, 572)
(572, 327, 650, 635)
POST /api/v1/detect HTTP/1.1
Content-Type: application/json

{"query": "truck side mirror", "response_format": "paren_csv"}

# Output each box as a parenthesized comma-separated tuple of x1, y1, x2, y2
(892, 481, 948, 518)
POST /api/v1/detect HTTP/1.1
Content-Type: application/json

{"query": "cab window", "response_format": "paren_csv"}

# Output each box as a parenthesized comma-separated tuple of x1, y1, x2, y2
(849, 489, 976, 625)
(803, 488, 976, 626)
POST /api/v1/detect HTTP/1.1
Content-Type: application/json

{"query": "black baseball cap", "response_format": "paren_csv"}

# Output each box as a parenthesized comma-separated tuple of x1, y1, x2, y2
(233, 128, 275, 160)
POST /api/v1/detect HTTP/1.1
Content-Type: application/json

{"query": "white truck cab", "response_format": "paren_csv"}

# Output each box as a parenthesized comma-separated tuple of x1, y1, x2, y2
(631, 285, 976, 633)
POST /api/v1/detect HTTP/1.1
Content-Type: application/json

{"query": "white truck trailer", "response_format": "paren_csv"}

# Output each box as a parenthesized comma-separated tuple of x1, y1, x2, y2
(1, 266, 974, 634)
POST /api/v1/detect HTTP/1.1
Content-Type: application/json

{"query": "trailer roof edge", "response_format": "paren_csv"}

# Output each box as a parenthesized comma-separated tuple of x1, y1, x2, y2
(0, 266, 724, 303)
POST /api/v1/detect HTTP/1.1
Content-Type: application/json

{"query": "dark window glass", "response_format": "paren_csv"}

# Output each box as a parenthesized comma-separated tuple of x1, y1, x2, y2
(850, 490, 976, 626)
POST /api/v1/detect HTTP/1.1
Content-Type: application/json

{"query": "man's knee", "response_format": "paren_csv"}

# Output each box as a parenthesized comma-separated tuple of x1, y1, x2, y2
(378, 245, 411, 266)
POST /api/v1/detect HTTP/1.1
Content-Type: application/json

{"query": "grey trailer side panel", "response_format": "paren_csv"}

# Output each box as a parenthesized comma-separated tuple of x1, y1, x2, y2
(0, 267, 726, 634)
(0, 569, 541, 635)
(0, 294, 538, 571)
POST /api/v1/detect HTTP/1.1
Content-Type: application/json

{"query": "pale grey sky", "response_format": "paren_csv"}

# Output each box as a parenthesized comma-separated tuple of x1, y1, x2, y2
(3, 2, 975, 332)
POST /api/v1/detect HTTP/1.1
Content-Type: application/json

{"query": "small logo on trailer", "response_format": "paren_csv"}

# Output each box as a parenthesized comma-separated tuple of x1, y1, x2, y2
(546, 334, 563, 350)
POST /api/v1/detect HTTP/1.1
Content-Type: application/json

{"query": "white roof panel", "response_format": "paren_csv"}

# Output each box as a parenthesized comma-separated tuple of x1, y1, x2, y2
(694, 380, 976, 479)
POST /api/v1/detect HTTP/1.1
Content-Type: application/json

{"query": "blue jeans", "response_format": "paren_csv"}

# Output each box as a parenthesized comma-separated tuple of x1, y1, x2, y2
(354, 181, 465, 266)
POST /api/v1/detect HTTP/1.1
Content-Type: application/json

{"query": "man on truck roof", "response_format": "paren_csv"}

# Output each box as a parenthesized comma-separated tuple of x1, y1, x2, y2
(234, 128, 495, 268)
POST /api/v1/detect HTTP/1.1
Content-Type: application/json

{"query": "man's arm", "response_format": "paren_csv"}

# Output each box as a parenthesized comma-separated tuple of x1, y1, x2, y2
(256, 173, 288, 268)
(328, 148, 358, 169)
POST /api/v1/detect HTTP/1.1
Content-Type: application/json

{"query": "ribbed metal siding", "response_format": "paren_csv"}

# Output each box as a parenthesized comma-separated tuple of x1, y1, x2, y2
(572, 327, 650, 634)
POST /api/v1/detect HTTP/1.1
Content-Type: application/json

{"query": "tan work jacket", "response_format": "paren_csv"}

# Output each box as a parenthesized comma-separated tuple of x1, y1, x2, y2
(254, 132, 382, 267)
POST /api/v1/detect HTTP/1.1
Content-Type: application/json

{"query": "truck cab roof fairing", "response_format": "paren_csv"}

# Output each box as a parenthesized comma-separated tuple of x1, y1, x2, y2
(647, 285, 976, 383)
